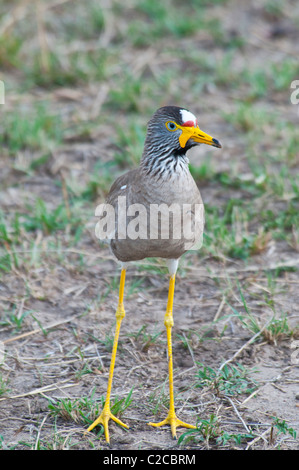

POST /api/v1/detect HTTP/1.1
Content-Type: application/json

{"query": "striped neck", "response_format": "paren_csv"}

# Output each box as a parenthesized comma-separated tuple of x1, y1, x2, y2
(140, 145, 190, 180)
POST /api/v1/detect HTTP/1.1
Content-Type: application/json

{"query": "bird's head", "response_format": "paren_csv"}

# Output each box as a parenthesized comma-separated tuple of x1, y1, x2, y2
(146, 105, 221, 150)
(142, 106, 221, 177)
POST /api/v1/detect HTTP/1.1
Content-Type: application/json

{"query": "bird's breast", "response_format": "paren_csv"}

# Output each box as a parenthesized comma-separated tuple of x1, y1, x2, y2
(96, 169, 204, 262)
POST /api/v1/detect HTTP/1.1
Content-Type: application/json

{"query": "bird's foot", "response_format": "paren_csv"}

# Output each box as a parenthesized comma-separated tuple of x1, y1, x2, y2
(85, 407, 129, 444)
(148, 412, 196, 439)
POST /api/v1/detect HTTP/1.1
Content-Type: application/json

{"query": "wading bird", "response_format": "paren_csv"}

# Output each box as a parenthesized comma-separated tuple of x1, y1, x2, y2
(87, 106, 221, 443)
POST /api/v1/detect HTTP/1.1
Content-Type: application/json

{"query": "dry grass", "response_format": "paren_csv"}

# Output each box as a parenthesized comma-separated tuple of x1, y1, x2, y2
(0, 0, 299, 450)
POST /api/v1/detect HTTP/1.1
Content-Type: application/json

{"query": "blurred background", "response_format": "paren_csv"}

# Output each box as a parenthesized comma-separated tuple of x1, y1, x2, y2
(0, 0, 299, 245)
(0, 0, 298, 450)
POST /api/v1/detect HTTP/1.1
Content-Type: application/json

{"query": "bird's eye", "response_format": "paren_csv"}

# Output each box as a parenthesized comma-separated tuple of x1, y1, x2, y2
(166, 121, 177, 131)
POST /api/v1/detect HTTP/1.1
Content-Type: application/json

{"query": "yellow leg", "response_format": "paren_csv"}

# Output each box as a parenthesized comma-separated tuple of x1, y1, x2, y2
(86, 268, 129, 443)
(148, 274, 196, 438)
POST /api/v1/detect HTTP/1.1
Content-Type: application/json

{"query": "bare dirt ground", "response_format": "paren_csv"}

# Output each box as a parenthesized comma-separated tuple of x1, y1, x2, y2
(0, 0, 299, 450)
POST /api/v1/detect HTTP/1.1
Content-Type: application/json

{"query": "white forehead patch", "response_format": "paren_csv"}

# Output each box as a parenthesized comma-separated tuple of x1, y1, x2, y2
(180, 109, 197, 126)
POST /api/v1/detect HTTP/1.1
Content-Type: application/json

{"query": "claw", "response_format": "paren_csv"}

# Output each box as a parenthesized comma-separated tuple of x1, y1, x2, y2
(85, 408, 129, 444)
(148, 413, 196, 439)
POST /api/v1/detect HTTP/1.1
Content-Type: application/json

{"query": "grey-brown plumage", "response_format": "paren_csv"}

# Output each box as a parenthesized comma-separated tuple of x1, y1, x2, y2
(96, 106, 221, 263)
(88, 106, 222, 442)
(106, 167, 203, 262)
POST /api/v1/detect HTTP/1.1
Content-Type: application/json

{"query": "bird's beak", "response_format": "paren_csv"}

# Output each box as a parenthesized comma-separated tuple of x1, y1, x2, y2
(179, 125, 222, 149)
